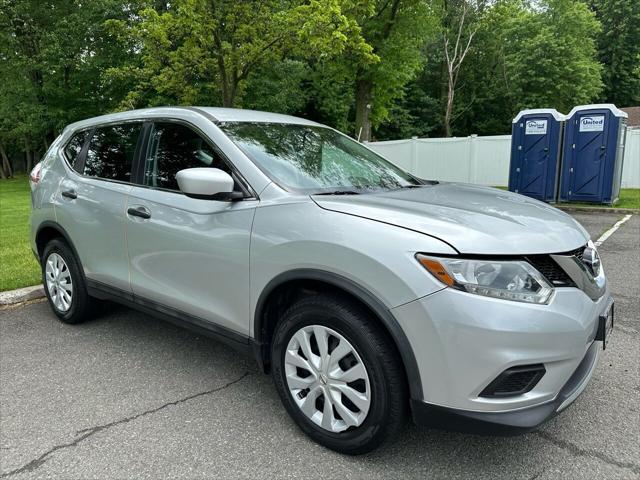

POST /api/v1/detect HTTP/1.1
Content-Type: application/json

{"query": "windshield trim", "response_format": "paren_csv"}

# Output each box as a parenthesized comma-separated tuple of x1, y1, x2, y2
(218, 121, 423, 195)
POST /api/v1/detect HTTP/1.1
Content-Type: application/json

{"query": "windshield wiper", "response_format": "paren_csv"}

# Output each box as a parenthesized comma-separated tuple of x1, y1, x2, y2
(314, 190, 361, 196)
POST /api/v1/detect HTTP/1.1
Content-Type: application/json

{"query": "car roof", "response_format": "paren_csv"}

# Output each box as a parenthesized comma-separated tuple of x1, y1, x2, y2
(196, 107, 321, 126)
(63, 106, 322, 133)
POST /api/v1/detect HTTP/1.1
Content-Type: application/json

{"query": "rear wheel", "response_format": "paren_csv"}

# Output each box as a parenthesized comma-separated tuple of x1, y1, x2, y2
(271, 294, 407, 454)
(42, 239, 93, 324)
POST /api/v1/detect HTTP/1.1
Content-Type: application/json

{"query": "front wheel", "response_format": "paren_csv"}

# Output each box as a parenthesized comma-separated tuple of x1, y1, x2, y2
(271, 294, 407, 454)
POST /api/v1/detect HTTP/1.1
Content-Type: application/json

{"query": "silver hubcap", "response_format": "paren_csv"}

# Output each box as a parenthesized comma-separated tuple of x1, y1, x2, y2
(284, 325, 371, 433)
(45, 253, 73, 312)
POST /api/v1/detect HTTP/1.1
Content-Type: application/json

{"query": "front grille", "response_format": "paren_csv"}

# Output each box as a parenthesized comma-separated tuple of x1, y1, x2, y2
(480, 364, 546, 398)
(566, 246, 586, 261)
(527, 255, 575, 287)
(526, 244, 587, 287)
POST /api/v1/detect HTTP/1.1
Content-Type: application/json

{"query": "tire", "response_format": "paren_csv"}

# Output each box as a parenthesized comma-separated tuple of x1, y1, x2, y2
(271, 293, 407, 455)
(41, 238, 93, 324)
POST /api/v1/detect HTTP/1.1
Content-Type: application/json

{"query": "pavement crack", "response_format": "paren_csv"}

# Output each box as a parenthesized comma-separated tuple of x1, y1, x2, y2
(534, 430, 640, 475)
(0, 371, 251, 478)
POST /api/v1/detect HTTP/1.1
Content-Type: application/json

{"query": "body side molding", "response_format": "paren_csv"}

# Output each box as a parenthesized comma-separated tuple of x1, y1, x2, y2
(87, 279, 253, 355)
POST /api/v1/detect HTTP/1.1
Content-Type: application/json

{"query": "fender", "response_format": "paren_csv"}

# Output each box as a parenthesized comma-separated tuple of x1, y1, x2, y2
(35, 220, 94, 297)
(35, 220, 83, 265)
(254, 268, 424, 401)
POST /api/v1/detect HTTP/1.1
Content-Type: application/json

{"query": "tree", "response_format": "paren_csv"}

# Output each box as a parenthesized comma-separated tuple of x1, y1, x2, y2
(106, 0, 374, 109)
(0, 0, 52, 164)
(0, 0, 618, 169)
(590, 0, 640, 106)
(469, 0, 602, 134)
(0, 0, 149, 169)
(442, 0, 476, 137)
(242, 60, 310, 115)
(349, 0, 439, 141)
(391, 0, 604, 138)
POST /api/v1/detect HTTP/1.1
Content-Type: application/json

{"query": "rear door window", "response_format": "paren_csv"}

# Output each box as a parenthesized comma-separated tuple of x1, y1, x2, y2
(144, 122, 232, 191)
(84, 124, 141, 182)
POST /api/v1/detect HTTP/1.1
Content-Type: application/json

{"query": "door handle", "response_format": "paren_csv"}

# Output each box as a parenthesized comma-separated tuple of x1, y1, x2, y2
(61, 189, 77, 200)
(127, 206, 151, 219)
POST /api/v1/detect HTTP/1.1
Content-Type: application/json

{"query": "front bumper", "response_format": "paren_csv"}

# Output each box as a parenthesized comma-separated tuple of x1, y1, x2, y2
(392, 284, 612, 421)
(411, 340, 600, 434)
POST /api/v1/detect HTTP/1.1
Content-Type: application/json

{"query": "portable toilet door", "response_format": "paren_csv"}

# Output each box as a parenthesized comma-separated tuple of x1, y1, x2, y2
(509, 109, 565, 202)
(560, 104, 628, 204)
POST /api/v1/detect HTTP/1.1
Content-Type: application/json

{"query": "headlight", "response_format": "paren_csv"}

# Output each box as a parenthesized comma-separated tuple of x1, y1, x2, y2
(582, 240, 601, 277)
(416, 254, 553, 304)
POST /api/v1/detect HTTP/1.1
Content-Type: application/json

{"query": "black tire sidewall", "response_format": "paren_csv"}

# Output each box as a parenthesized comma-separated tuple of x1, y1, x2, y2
(41, 239, 89, 324)
(272, 296, 402, 454)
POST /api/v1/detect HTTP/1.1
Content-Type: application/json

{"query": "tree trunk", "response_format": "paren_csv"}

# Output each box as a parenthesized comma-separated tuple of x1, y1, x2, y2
(222, 79, 237, 108)
(441, 2, 476, 137)
(439, 59, 449, 136)
(25, 138, 33, 173)
(220, 76, 234, 107)
(0, 143, 13, 178)
(213, 28, 234, 108)
(355, 78, 373, 142)
(444, 79, 454, 137)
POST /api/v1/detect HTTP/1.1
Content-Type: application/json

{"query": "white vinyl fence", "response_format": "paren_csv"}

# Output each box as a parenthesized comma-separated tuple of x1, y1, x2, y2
(367, 129, 640, 188)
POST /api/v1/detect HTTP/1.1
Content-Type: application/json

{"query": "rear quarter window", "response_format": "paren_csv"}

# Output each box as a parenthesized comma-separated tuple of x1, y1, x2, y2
(63, 130, 90, 168)
(83, 124, 142, 182)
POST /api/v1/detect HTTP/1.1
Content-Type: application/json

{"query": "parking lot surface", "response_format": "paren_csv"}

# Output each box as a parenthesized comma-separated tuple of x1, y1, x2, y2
(1, 212, 638, 479)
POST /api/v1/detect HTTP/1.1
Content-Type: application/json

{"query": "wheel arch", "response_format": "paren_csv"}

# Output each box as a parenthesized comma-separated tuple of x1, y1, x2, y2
(253, 269, 423, 400)
(35, 221, 82, 267)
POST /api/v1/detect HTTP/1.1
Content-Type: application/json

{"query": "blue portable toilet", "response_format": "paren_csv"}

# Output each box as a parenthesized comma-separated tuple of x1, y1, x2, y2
(560, 104, 628, 204)
(509, 109, 566, 202)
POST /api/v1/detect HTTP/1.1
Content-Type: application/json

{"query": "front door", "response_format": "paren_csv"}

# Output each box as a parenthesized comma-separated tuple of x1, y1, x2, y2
(125, 121, 256, 336)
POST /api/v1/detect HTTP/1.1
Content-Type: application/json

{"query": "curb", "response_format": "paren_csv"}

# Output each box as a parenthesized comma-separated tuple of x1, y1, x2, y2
(554, 206, 638, 214)
(0, 285, 45, 306)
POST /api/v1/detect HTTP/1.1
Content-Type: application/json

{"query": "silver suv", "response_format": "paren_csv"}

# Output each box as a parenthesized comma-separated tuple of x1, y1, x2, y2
(29, 107, 613, 454)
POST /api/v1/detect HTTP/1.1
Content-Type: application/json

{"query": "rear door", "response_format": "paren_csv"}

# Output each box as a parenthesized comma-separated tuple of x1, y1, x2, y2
(568, 113, 608, 200)
(55, 123, 143, 292)
(124, 120, 256, 336)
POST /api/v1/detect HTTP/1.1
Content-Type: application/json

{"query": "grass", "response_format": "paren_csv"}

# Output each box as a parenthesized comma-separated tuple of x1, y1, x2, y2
(493, 186, 640, 209)
(0, 175, 41, 291)
(568, 188, 640, 209)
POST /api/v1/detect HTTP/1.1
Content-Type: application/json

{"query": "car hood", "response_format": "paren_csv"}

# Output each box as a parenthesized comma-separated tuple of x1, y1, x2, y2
(312, 183, 589, 255)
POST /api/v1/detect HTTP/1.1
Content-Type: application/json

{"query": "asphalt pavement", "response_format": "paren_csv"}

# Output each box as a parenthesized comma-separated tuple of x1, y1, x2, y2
(1, 212, 638, 479)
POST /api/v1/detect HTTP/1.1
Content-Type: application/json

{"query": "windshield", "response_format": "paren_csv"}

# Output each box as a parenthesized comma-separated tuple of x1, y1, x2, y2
(219, 122, 421, 193)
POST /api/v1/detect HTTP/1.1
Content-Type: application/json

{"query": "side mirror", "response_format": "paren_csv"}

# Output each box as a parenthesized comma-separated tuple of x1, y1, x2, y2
(176, 168, 243, 201)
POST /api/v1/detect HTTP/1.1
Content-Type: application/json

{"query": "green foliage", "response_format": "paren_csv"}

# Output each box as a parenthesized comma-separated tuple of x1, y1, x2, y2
(358, 0, 440, 126)
(374, 69, 443, 139)
(105, 0, 375, 109)
(590, 0, 640, 106)
(243, 60, 311, 115)
(457, 0, 603, 134)
(0, 0, 631, 166)
(385, 0, 607, 137)
(0, 0, 148, 161)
